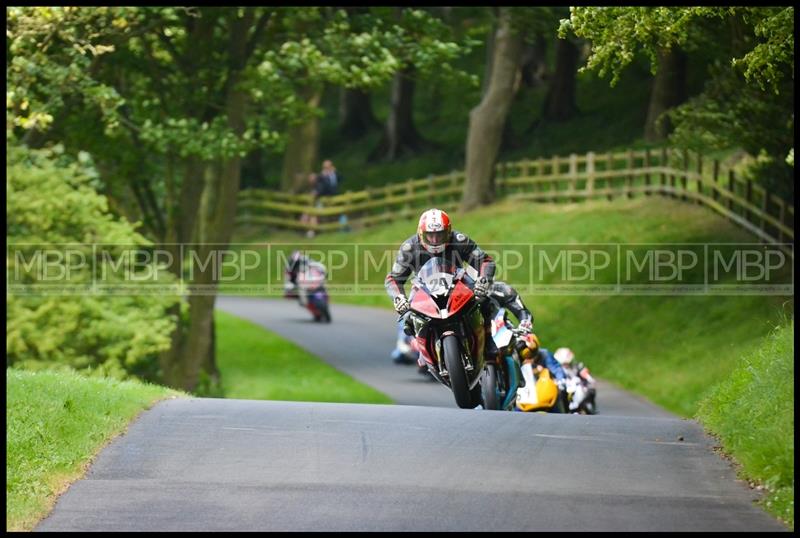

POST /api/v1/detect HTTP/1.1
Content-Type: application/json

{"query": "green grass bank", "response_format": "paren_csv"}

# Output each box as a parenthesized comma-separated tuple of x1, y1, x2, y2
(697, 320, 795, 529)
(214, 310, 392, 404)
(6, 369, 184, 531)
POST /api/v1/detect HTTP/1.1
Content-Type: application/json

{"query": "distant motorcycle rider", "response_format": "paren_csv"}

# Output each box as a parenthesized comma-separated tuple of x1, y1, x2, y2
(284, 250, 327, 306)
(385, 208, 499, 364)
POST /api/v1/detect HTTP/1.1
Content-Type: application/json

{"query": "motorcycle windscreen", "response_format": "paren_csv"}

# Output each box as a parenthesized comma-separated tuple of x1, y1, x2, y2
(409, 288, 440, 318)
(415, 257, 457, 297)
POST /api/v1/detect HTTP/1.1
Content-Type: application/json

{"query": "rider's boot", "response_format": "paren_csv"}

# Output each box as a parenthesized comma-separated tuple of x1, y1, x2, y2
(517, 361, 537, 403)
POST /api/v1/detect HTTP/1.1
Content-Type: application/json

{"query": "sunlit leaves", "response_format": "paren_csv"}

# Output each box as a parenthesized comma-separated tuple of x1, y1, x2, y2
(7, 144, 179, 379)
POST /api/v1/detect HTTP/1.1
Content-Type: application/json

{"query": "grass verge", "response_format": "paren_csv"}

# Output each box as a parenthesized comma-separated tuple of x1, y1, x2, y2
(215, 310, 393, 404)
(6, 368, 184, 531)
(696, 320, 795, 530)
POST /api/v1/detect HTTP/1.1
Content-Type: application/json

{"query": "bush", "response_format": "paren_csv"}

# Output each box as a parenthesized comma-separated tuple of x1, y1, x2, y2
(7, 143, 179, 381)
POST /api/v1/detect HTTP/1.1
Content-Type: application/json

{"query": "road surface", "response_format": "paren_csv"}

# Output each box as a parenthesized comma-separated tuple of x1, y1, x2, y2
(35, 297, 786, 531)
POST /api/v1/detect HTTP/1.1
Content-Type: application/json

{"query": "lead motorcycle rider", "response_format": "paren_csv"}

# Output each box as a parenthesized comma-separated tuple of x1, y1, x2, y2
(385, 208, 500, 379)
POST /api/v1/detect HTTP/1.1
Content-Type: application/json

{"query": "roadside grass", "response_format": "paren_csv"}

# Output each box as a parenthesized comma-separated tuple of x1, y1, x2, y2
(6, 368, 184, 531)
(215, 310, 393, 404)
(696, 320, 795, 530)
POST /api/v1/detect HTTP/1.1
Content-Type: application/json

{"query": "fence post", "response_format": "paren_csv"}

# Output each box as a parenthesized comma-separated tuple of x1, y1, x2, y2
(712, 160, 720, 202)
(727, 169, 735, 213)
(552, 155, 560, 202)
(777, 197, 785, 242)
(535, 157, 543, 195)
(644, 148, 651, 196)
(660, 147, 668, 196)
(607, 152, 614, 201)
(761, 189, 769, 234)
(696, 152, 703, 202)
(681, 148, 688, 201)
(500, 161, 508, 198)
(586, 151, 595, 197)
(404, 179, 414, 218)
(745, 179, 754, 225)
(627, 149, 634, 198)
(569, 153, 578, 202)
(521, 159, 529, 195)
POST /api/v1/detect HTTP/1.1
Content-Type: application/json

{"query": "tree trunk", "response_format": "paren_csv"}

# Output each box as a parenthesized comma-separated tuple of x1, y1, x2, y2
(481, 12, 498, 98)
(370, 68, 428, 161)
(462, 8, 523, 212)
(644, 46, 687, 142)
(281, 85, 324, 192)
(338, 87, 378, 139)
(542, 38, 579, 122)
(161, 11, 252, 392)
(159, 156, 207, 389)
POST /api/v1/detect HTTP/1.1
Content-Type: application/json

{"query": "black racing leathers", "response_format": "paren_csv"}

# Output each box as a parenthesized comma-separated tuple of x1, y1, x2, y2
(488, 281, 533, 327)
(384, 231, 496, 301)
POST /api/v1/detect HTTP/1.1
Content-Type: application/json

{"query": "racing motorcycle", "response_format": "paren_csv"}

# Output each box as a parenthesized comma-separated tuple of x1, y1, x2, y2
(484, 308, 524, 411)
(406, 257, 488, 409)
(284, 263, 331, 323)
(515, 366, 566, 413)
(564, 362, 598, 415)
(514, 342, 568, 413)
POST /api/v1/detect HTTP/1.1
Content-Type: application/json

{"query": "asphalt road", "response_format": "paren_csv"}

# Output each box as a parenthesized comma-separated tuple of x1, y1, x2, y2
(35, 297, 787, 532)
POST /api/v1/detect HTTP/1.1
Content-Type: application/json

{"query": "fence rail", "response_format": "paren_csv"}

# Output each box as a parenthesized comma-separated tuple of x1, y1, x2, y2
(236, 148, 794, 253)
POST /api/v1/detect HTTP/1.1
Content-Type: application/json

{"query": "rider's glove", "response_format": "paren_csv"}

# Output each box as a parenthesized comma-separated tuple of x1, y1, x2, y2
(474, 276, 490, 302)
(393, 295, 410, 315)
(518, 319, 533, 335)
(556, 378, 568, 392)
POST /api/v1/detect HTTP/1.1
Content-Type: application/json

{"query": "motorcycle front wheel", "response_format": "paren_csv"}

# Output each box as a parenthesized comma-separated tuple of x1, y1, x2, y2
(442, 334, 474, 409)
(480, 363, 500, 410)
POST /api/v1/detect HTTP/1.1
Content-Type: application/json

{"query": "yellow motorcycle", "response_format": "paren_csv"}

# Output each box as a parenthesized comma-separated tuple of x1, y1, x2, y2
(514, 335, 568, 413)
(515, 366, 566, 412)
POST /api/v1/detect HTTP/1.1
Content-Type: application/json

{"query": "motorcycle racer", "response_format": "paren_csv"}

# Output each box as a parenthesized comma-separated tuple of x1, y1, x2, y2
(284, 250, 330, 321)
(554, 347, 598, 414)
(515, 333, 569, 409)
(385, 208, 499, 364)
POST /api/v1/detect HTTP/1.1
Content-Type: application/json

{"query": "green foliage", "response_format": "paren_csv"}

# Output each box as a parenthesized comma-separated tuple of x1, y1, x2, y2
(562, 6, 794, 198)
(561, 7, 720, 84)
(6, 368, 184, 531)
(6, 7, 135, 134)
(6, 143, 179, 380)
(561, 7, 793, 88)
(733, 7, 794, 93)
(666, 65, 793, 198)
(697, 321, 794, 529)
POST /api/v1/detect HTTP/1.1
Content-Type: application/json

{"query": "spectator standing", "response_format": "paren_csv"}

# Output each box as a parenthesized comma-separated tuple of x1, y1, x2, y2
(319, 159, 342, 195)
(318, 159, 350, 231)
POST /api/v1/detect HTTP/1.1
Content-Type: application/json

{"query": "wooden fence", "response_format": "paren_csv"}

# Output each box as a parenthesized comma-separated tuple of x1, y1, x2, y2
(236, 148, 794, 253)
